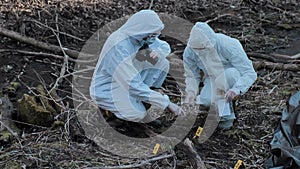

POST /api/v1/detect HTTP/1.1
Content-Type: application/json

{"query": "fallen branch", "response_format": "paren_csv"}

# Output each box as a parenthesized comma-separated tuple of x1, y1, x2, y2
(206, 13, 238, 24)
(84, 153, 175, 169)
(0, 49, 97, 63)
(271, 53, 300, 60)
(0, 27, 80, 59)
(291, 53, 300, 59)
(248, 52, 283, 63)
(176, 138, 207, 169)
(253, 61, 300, 71)
(0, 49, 71, 60)
(248, 52, 300, 63)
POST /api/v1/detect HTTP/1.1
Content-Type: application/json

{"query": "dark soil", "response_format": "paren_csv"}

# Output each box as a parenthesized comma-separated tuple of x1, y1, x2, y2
(0, 0, 300, 169)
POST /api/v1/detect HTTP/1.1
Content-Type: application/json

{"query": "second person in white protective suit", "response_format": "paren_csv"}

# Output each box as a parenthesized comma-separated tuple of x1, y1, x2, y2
(183, 22, 257, 129)
(90, 10, 181, 123)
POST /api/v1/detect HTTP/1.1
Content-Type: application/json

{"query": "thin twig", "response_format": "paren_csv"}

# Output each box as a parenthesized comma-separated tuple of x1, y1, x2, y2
(172, 150, 177, 169)
(0, 120, 18, 137)
(268, 85, 278, 94)
(149, 0, 154, 9)
(32, 70, 65, 110)
(206, 13, 237, 23)
(63, 104, 71, 142)
(84, 153, 175, 169)
(27, 19, 85, 42)
(49, 14, 69, 93)
(0, 119, 23, 148)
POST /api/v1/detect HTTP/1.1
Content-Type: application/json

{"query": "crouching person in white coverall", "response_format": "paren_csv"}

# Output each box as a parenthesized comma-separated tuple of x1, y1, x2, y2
(90, 10, 181, 123)
(183, 22, 257, 129)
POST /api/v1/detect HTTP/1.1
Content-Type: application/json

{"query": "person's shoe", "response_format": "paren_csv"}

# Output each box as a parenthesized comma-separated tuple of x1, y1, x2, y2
(218, 119, 234, 130)
(218, 101, 236, 130)
(199, 104, 209, 111)
(146, 119, 163, 128)
(107, 118, 126, 128)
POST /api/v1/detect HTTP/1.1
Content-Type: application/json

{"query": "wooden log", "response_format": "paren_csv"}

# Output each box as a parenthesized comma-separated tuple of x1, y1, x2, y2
(253, 61, 300, 71)
(0, 27, 80, 59)
(272, 53, 300, 60)
(248, 52, 300, 63)
(176, 138, 207, 169)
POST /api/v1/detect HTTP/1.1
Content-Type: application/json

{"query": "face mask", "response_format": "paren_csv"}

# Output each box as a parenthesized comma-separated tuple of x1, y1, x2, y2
(146, 36, 156, 45)
(142, 33, 159, 45)
(141, 36, 157, 46)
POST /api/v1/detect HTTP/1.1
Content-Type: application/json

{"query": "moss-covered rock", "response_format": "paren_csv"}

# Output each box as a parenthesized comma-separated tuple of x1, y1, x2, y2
(0, 130, 13, 142)
(17, 85, 61, 127)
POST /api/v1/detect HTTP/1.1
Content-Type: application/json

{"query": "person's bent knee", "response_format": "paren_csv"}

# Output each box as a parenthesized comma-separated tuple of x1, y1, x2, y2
(156, 58, 169, 71)
(116, 111, 147, 123)
(196, 95, 211, 108)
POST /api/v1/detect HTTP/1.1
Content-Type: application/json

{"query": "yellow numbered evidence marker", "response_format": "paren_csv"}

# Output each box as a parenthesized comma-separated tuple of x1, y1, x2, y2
(193, 127, 203, 139)
(234, 160, 244, 169)
(153, 143, 160, 155)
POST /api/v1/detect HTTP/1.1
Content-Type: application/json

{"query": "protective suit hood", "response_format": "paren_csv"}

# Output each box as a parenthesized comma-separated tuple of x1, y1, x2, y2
(119, 10, 164, 41)
(98, 10, 164, 63)
(187, 22, 217, 49)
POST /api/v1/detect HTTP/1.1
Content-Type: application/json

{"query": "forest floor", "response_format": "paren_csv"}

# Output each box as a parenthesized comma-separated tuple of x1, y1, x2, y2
(0, 0, 300, 169)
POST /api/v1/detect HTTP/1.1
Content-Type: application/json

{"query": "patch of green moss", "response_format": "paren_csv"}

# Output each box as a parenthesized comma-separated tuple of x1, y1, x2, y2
(17, 85, 62, 127)
(0, 130, 12, 142)
(3, 161, 22, 169)
(18, 94, 54, 127)
(51, 120, 65, 129)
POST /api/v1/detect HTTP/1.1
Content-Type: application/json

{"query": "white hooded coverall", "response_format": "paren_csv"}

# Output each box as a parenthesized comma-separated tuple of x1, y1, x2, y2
(90, 10, 171, 122)
(184, 22, 257, 121)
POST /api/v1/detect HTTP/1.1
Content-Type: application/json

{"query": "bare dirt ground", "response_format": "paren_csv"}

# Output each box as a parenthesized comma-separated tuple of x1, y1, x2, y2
(0, 0, 300, 168)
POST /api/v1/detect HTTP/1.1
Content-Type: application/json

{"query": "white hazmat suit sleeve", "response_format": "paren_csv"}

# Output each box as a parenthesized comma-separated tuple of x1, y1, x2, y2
(218, 37, 257, 95)
(149, 38, 171, 58)
(110, 42, 170, 110)
(183, 47, 201, 95)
